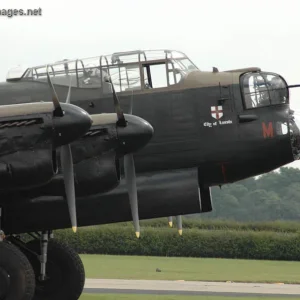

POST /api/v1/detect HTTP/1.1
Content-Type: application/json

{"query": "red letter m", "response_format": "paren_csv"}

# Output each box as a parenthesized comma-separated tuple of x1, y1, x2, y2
(262, 122, 274, 138)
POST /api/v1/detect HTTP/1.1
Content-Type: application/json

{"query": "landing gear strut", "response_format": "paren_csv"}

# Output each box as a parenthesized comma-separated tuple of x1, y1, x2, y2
(39, 231, 49, 281)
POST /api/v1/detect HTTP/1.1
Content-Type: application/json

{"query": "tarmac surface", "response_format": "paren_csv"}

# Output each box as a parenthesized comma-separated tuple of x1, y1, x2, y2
(84, 279, 300, 297)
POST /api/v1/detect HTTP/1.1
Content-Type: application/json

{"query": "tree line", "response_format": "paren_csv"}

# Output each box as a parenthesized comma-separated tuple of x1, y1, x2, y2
(196, 167, 300, 221)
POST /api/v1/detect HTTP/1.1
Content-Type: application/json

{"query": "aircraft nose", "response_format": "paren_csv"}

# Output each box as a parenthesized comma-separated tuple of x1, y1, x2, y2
(53, 103, 93, 147)
(117, 114, 154, 154)
(294, 115, 300, 130)
(288, 110, 300, 159)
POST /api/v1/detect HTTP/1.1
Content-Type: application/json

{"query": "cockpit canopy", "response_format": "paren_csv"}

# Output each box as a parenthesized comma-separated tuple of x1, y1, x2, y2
(6, 65, 28, 81)
(19, 50, 198, 93)
(241, 72, 288, 109)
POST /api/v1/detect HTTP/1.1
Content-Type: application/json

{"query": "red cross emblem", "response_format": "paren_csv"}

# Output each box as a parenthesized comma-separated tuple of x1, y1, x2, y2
(211, 106, 223, 120)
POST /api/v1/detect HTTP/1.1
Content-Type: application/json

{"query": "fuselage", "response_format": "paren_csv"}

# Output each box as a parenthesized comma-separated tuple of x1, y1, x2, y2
(1, 49, 299, 233)
(0, 67, 297, 182)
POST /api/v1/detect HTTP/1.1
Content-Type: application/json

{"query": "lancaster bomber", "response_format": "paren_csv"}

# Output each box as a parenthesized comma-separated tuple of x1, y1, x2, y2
(0, 49, 299, 300)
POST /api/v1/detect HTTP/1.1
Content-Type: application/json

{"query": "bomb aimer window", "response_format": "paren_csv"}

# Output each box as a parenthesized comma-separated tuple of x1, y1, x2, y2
(242, 72, 288, 109)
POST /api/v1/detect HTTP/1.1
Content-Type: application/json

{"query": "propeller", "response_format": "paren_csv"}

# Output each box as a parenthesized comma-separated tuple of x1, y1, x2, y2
(105, 76, 127, 127)
(60, 144, 76, 232)
(107, 76, 141, 238)
(168, 216, 182, 235)
(46, 66, 78, 233)
(46, 66, 64, 118)
(124, 153, 140, 238)
(176, 215, 183, 236)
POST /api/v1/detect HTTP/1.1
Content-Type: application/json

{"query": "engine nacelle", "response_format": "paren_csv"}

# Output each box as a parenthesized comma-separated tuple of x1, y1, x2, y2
(41, 151, 120, 197)
(74, 151, 120, 196)
(0, 149, 55, 190)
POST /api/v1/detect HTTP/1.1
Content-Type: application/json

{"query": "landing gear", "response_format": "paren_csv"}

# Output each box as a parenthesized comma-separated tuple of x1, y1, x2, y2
(24, 238, 85, 300)
(0, 241, 35, 300)
(0, 207, 35, 300)
(0, 205, 85, 300)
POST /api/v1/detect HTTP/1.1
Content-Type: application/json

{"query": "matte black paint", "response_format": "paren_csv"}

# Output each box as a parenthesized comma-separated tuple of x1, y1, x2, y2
(0, 102, 92, 190)
(3, 169, 202, 234)
(0, 70, 298, 233)
(39, 151, 120, 197)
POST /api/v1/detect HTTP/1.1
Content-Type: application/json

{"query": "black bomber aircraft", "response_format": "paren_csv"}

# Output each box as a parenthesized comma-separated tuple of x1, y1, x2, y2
(0, 49, 299, 300)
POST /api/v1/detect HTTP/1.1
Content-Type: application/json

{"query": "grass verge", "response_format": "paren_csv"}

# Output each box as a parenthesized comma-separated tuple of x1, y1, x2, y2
(81, 254, 300, 283)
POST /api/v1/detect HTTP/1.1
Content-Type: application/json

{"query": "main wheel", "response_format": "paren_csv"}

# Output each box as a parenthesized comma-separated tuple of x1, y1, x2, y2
(24, 239, 85, 300)
(0, 241, 35, 300)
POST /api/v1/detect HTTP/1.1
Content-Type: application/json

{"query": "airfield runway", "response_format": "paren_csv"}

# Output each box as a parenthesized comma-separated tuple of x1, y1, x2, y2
(84, 279, 300, 297)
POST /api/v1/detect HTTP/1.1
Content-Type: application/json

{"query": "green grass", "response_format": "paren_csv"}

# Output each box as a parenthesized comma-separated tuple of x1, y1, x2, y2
(79, 295, 298, 300)
(81, 254, 300, 283)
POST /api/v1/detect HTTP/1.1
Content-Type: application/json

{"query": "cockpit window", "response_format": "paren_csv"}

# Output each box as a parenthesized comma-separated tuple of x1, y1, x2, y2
(109, 64, 141, 92)
(242, 72, 288, 109)
(23, 50, 199, 94)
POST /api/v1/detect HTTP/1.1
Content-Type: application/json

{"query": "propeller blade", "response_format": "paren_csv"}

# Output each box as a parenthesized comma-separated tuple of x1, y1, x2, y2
(124, 153, 140, 238)
(168, 216, 173, 228)
(47, 70, 79, 232)
(105, 76, 126, 127)
(60, 144, 77, 233)
(176, 215, 182, 236)
(46, 65, 64, 117)
(128, 93, 133, 115)
(122, 91, 140, 237)
(65, 76, 72, 104)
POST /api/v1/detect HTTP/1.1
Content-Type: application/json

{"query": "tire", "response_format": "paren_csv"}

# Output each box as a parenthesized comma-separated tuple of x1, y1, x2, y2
(24, 239, 85, 300)
(0, 241, 35, 300)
